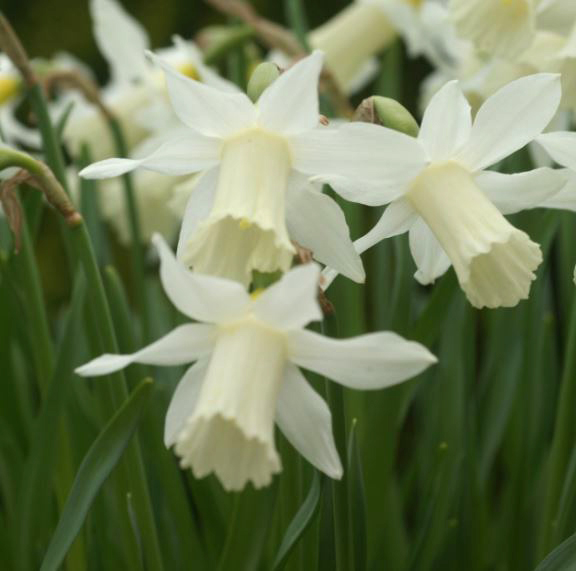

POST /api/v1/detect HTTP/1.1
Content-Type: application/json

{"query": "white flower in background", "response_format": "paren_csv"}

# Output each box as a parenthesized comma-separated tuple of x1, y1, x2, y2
(0, 54, 42, 148)
(75, 235, 437, 491)
(81, 50, 423, 286)
(272, 0, 450, 94)
(59, 0, 235, 160)
(449, 0, 538, 59)
(326, 75, 565, 308)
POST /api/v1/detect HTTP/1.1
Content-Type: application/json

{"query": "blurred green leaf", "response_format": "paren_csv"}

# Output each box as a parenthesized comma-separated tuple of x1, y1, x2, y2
(39, 378, 153, 571)
(535, 532, 576, 571)
(273, 471, 322, 570)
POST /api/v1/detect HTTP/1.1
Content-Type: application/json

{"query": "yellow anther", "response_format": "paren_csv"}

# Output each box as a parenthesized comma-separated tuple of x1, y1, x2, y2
(405, 0, 423, 7)
(177, 62, 200, 81)
(250, 288, 265, 300)
(238, 218, 252, 230)
(0, 76, 19, 105)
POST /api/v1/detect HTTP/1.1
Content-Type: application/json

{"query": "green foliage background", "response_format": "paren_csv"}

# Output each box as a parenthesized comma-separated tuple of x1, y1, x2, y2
(1, 2, 576, 571)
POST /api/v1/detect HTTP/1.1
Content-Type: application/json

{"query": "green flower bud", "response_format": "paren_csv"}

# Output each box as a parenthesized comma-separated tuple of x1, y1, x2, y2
(355, 96, 419, 137)
(247, 62, 281, 102)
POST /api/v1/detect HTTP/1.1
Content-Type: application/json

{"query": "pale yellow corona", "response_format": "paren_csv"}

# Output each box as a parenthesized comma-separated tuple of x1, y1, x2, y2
(184, 129, 295, 285)
(407, 162, 541, 308)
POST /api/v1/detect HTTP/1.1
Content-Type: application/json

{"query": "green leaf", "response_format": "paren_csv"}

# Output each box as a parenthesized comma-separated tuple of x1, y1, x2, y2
(535, 532, 576, 571)
(273, 471, 322, 570)
(39, 378, 153, 571)
(347, 420, 367, 571)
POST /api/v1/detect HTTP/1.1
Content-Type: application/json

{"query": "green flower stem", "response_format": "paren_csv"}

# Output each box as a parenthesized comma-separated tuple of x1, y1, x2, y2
(284, 0, 311, 51)
(14, 52, 164, 570)
(16, 207, 53, 393)
(107, 117, 150, 342)
(540, 293, 576, 554)
(27, 84, 69, 188)
(323, 314, 352, 571)
(71, 221, 164, 571)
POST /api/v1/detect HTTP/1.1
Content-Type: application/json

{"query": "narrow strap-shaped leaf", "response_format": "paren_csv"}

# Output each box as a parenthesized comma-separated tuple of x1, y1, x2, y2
(273, 471, 322, 570)
(535, 531, 576, 571)
(40, 378, 153, 571)
(347, 420, 367, 571)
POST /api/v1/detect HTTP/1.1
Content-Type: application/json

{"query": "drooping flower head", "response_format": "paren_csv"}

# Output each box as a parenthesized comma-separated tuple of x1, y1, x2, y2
(327, 74, 565, 308)
(76, 235, 437, 490)
(81, 50, 418, 286)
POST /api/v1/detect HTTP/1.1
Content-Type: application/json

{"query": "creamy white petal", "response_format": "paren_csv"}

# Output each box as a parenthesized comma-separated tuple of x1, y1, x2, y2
(406, 162, 542, 308)
(455, 74, 562, 172)
(175, 320, 286, 490)
(79, 133, 220, 179)
(418, 80, 472, 162)
(408, 218, 452, 285)
(147, 51, 256, 138)
(176, 168, 218, 260)
(164, 359, 209, 447)
(286, 181, 365, 282)
(291, 123, 426, 205)
(171, 35, 241, 94)
(288, 329, 437, 390)
(153, 234, 250, 323)
(450, 0, 535, 59)
(75, 324, 217, 377)
(539, 169, 576, 211)
(354, 198, 418, 256)
(90, 0, 149, 85)
(257, 50, 324, 136)
(475, 168, 566, 215)
(537, 131, 576, 170)
(275, 363, 342, 479)
(252, 263, 323, 331)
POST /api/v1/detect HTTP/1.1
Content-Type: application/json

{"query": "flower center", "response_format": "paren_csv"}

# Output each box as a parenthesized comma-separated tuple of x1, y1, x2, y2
(0, 75, 19, 105)
(407, 161, 542, 308)
(175, 318, 286, 490)
(185, 128, 295, 285)
(176, 62, 200, 81)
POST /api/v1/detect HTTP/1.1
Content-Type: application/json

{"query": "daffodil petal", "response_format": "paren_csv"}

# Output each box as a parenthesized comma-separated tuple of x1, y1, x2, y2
(354, 198, 417, 255)
(537, 131, 576, 170)
(164, 359, 209, 447)
(455, 73, 561, 172)
(276, 363, 342, 479)
(90, 0, 149, 85)
(291, 123, 425, 205)
(286, 181, 365, 283)
(79, 133, 220, 179)
(75, 324, 217, 377)
(418, 80, 472, 161)
(541, 169, 576, 212)
(176, 168, 219, 260)
(153, 234, 250, 324)
(147, 51, 256, 138)
(408, 218, 451, 285)
(288, 329, 437, 389)
(475, 167, 566, 215)
(257, 50, 324, 136)
(252, 264, 323, 330)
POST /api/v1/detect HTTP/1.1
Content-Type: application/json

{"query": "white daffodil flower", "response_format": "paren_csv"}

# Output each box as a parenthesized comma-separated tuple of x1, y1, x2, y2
(60, 0, 236, 160)
(80, 50, 422, 286)
(271, 0, 449, 94)
(449, 0, 539, 59)
(75, 235, 437, 491)
(327, 75, 565, 308)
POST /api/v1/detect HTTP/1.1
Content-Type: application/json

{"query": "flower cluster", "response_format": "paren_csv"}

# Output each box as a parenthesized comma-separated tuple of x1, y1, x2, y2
(3, 0, 576, 492)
